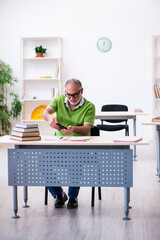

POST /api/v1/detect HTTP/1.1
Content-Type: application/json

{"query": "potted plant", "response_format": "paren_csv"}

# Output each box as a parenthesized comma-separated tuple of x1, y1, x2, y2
(0, 59, 22, 136)
(35, 45, 47, 57)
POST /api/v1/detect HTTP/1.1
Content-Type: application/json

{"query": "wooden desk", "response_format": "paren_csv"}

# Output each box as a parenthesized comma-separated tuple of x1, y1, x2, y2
(96, 111, 148, 160)
(0, 135, 148, 220)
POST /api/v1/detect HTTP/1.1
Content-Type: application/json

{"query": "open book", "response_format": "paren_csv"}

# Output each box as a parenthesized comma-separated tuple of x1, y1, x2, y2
(113, 136, 142, 142)
(69, 136, 91, 141)
(45, 136, 68, 140)
(45, 136, 91, 141)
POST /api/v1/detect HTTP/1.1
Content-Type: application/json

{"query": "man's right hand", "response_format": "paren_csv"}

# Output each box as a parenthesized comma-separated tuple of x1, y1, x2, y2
(48, 116, 59, 129)
(42, 107, 60, 130)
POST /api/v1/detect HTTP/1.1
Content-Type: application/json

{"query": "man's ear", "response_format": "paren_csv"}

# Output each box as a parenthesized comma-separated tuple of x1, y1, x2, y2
(81, 88, 84, 94)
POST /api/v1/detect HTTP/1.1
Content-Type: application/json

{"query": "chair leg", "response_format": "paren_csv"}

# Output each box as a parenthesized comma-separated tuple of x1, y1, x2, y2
(125, 128, 127, 136)
(91, 187, 95, 207)
(125, 126, 129, 136)
(44, 187, 48, 205)
(98, 187, 102, 200)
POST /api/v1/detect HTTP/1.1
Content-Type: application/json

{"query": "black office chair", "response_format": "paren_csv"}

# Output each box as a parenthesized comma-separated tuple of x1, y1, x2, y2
(44, 126, 102, 207)
(97, 104, 129, 136)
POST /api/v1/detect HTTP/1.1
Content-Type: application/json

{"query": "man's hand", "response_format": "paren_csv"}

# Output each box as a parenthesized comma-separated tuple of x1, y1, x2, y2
(42, 107, 60, 130)
(61, 124, 91, 135)
(48, 116, 59, 129)
(61, 125, 73, 135)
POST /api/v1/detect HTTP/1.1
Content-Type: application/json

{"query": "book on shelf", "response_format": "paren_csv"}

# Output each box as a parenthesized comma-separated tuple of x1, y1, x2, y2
(15, 123, 38, 128)
(22, 95, 36, 100)
(51, 88, 59, 99)
(55, 64, 59, 78)
(154, 84, 158, 98)
(152, 117, 160, 122)
(55, 88, 59, 98)
(13, 127, 39, 133)
(11, 131, 40, 137)
(154, 84, 160, 98)
(10, 136, 41, 141)
(51, 88, 55, 98)
(40, 76, 52, 78)
(113, 136, 142, 143)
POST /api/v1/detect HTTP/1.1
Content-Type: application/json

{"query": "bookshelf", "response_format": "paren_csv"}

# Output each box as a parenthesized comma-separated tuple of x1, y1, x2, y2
(153, 36, 160, 117)
(20, 37, 62, 122)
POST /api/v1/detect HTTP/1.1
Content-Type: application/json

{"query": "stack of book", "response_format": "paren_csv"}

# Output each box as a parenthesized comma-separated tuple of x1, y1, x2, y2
(152, 117, 160, 122)
(10, 123, 41, 141)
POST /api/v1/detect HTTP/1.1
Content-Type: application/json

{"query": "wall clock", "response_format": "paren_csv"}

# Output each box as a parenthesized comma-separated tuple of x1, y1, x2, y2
(97, 37, 112, 52)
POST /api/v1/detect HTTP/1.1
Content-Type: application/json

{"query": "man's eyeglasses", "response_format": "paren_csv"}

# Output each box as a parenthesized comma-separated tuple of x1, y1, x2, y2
(65, 89, 81, 98)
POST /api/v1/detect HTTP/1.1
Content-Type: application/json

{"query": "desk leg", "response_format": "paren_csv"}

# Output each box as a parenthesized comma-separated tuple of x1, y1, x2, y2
(23, 186, 30, 208)
(123, 187, 131, 220)
(98, 187, 102, 200)
(156, 127, 160, 181)
(12, 186, 20, 219)
(128, 187, 132, 209)
(91, 187, 95, 207)
(133, 117, 137, 160)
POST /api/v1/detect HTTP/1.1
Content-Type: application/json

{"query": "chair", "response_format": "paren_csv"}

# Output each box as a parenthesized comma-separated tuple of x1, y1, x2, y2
(44, 126, 102, 207)
(96, 104, 129, 136)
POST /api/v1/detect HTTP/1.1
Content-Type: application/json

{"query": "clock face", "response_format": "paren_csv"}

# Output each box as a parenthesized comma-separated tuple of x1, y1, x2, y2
(97, 37, 112, 52)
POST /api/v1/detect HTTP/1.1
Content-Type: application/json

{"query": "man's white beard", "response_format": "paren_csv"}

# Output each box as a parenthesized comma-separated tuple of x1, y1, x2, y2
(68, 98, 81, 106)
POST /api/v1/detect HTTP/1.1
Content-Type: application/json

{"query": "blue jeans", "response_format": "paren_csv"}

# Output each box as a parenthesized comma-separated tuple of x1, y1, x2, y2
(48, 186, 80, 199)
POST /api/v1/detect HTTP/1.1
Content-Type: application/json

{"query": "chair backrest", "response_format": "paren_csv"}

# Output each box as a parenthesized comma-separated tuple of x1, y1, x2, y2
(102, 104, 128, 112)
(101, 104, 128, 123)
(91, 126, 100, 136)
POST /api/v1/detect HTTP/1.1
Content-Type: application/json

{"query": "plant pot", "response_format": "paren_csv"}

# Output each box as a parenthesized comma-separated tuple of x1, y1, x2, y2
(36, 52, 44, 57)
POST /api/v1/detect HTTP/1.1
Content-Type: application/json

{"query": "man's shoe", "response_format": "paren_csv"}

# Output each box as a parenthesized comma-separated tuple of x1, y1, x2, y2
(54, 191, 68, 208)
(67, 198, 78, 209)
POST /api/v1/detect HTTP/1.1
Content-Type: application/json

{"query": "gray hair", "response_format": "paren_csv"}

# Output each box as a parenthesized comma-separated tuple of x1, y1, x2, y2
(65, 78, 82, 89)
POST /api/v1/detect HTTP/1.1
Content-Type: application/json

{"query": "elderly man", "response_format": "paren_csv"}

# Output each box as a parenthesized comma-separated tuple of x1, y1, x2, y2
(42, 78, 95, 209)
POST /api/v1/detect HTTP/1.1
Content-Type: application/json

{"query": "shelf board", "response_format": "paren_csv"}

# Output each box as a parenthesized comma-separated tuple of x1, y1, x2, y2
(22, 57, 59, 60)
(22, 37, 61, 41)
(23, 78, 59, 81)
(22, 119, 46, 122)
(22, 99, 51, 102)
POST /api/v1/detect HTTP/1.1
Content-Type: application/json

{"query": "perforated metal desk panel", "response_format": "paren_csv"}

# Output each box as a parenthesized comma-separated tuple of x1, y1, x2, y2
(8, 148, 133, 187)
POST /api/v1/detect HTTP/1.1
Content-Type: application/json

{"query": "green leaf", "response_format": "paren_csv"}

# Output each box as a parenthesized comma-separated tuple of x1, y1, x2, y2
(10, 94, 22, 119)
(0, 59, 22, 135)
(0, 109, 11, 135)
(35, 45, 47, 53)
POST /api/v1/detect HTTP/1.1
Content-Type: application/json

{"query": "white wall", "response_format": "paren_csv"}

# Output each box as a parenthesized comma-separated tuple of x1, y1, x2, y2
(1, 0, 160, 137)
